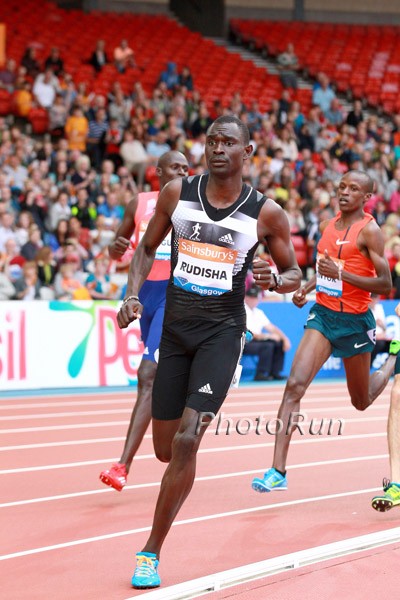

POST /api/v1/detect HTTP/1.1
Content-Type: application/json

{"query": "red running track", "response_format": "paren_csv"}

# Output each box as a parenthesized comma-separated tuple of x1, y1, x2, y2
(1, 381, 400, 600)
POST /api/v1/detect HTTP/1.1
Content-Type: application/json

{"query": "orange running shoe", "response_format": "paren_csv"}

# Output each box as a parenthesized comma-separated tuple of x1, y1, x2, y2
(99, 463, 127, 491)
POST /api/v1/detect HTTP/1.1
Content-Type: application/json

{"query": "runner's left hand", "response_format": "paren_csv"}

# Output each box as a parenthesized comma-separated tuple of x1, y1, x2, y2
(252, 257, 274, 289)
(117, 298, 143, 329)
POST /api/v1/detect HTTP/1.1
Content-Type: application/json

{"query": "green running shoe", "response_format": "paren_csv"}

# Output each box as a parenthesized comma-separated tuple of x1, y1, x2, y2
(371, 479, 400, 512)
(389, 340, 400, 356)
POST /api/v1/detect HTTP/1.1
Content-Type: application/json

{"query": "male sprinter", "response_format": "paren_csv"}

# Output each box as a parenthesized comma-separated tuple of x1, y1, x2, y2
(99, 151, 189, 490)
(252, 170, 400, 494)
(117, 115, 302, 588)
(372, 302, 400, 511)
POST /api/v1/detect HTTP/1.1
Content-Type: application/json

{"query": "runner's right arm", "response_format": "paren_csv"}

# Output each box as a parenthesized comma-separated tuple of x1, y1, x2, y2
(117, 179, 180, 329)
(292, 275, 316, 308)
(108, 194, 138, 259)
(293, 218, 330, 308)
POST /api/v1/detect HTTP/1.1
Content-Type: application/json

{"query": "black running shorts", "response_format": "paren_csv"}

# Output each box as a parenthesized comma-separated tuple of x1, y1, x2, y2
(152, 317, 245, 420)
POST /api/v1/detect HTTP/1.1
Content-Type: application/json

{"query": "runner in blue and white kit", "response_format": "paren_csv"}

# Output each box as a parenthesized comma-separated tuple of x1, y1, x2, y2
(99, 151, 189, 491)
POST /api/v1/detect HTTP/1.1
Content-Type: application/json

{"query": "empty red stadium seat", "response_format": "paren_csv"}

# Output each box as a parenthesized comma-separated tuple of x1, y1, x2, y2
(28, 107, 49, 135)
(291, 235, 312, 270)
(229, 19, 400, 110)
(0, 90, 13, 116)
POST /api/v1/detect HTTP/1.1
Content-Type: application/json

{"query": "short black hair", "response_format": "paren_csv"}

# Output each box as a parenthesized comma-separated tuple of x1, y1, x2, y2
(210, 115, 250, 146)
(345, 170, 374, 194)
(157, 150, 187, 169)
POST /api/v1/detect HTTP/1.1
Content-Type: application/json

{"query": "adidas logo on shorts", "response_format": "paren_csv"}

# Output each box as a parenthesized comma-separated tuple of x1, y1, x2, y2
(198, 383, 213, 394)
(218, 233, 234, 245)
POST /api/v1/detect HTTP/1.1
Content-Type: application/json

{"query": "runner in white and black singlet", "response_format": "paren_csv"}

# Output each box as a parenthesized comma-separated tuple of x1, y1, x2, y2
(116, 115, 302, 589)
(168, 173, 267, 318)
(151, 174, 272, 419)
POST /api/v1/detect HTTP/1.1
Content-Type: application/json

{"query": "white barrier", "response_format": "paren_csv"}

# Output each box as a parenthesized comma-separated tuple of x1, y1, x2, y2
(0, 301, 143, 391)
(134, 526, 400, 600)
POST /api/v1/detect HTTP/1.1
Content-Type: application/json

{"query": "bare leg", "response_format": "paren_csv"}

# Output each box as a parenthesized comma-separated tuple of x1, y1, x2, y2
(272, 329, 332, 473)
(120, 359, 157, 472)
(388, 374, 400, 482)
(371, 371, 400, 511)
(142, 408, 211, 557)
(343, 352, 396, 411)
(99, 359, 157, 490)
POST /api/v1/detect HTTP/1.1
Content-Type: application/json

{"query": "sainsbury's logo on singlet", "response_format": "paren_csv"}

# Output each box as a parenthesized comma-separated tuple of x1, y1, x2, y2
(138, 219, 171, 261)
(173, 239, 238, 296)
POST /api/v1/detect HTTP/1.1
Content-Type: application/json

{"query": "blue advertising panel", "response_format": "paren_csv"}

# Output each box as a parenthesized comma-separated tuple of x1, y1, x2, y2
(241, 299, 400, 382)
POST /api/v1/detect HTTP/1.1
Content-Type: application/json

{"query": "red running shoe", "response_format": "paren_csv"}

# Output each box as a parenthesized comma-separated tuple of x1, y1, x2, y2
(99, 463, 127, 491)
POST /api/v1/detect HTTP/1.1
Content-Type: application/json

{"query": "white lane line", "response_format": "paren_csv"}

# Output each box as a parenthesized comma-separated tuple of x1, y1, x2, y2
(0, 486, 385, 561)
(0, 437, 127, 452)
(0, 402, 388, 434)
(0, 414, 389, 453)
(0, 421, 129, 434)
(0, 408, 136, 421)
(0, 454, 388, 509)
(0, 395, 354, 410)
(0, 382, 349, 401)
(0, 432, 387, 474)
(0, 385, 372, 410)
(131, 528, 400, 600)
(0, 399, 137, 410)
(0, 398, 390, 422)
(0, 457, 133, 474)
(0, 413, 388, 452)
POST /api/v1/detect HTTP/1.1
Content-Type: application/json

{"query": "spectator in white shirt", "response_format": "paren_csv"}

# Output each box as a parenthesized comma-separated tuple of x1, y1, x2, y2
(33, 69, 57, 109)
(0, 211, 17, 252)
(0, 253, 15, 300)
(3, 155, 29, 191)
(46, 190, 71, 232)
(243, 284, 291, 381)
(119, 129, 148, 191)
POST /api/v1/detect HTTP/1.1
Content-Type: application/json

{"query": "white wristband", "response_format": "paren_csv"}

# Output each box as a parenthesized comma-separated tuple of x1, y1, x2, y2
(123, 295, 139, 304)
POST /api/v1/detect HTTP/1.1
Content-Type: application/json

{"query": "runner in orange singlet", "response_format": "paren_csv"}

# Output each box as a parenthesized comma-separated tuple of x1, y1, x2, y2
(252, 170, 400, 493)
(99, 151, 189, 491)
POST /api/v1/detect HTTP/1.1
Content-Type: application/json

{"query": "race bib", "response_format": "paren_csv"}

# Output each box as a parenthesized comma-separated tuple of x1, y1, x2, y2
(316, 252, 344, 297)
(139, 220, 171, 261)
(173, 239, 238, 296)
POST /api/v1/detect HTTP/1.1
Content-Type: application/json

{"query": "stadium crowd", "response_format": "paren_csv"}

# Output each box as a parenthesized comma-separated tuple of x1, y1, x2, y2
(2, 39, 400, 302)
